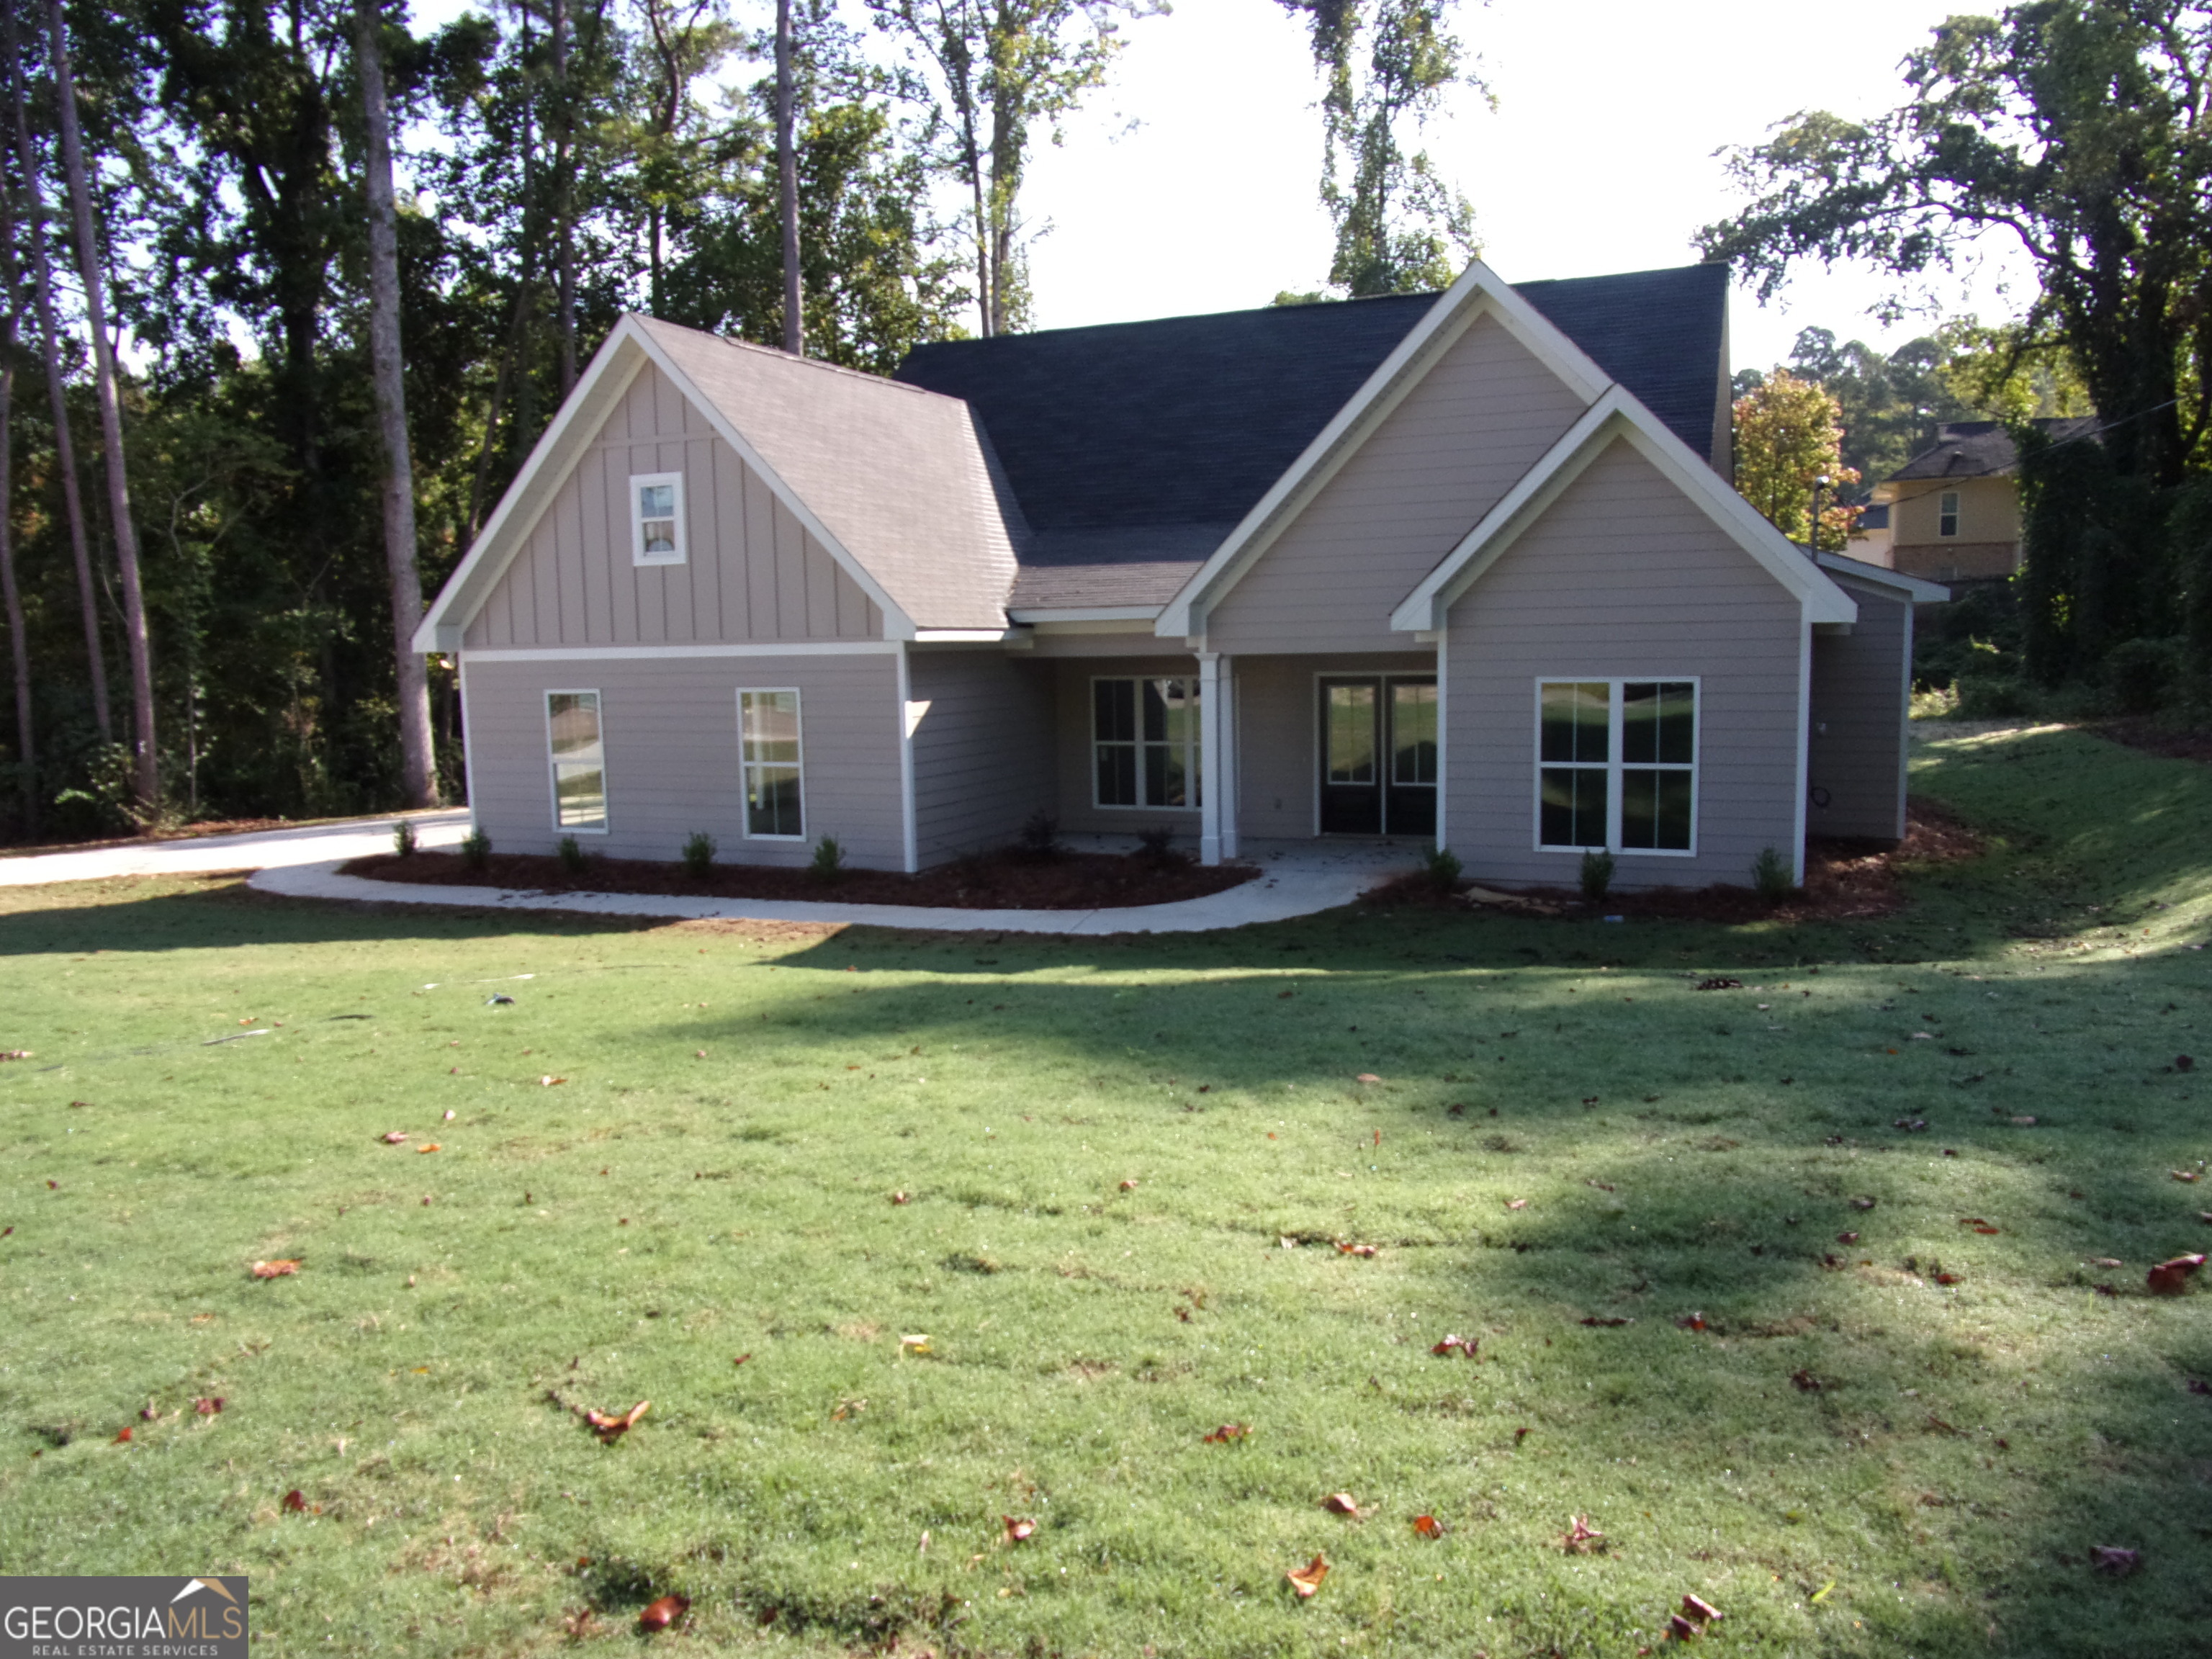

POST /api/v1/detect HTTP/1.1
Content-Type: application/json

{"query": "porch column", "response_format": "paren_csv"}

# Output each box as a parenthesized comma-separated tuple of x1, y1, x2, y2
(1198, 650, 1231, 866)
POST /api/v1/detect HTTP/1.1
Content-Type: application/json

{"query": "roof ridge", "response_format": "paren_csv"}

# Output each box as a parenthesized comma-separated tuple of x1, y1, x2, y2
(632, 313, 959, 403)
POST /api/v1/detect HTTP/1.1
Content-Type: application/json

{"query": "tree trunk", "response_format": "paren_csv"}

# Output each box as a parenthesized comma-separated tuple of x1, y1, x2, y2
(552, 0, 577, 395)
(0, 169, 31, 838)
(4, 9, 107, 742)
(45, 0, 154, 808)
(356, 0, 436, 809)
(777, 0, 801, 355)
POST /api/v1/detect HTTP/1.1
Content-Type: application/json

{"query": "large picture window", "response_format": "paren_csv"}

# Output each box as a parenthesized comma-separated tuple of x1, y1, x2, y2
(1093, 677, 1201, 809)
(739, 689, 804, 838)
(630, 472, 685, 565)
(1537, 679, 1696, 854)
(547, 691, 607, 832)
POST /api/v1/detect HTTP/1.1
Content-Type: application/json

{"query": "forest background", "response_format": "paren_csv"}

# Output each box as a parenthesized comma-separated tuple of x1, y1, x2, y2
(0, 0, 2206, 842)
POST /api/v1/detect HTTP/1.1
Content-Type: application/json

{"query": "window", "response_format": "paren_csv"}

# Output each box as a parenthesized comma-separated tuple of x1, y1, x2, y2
(1937, 490, 1960, 539)
(1391, 680, 1438, 786)
(547, 691, 607, 831)
(1537, 679, 1696, 854)
(739, 689, 803, 838)
(631, 472, 685, 565)
(1093, 677, 1201, 809)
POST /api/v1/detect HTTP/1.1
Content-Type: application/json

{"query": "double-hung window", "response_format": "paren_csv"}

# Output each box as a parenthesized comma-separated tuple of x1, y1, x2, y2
(1093, 677, 1201, 809)
(547, 691, 608, 832)
(1537, 679, 1697, 854)
(738, 689, 804, 838)
(1937, 490, 1960, 539)
(631, 472, 685, 565)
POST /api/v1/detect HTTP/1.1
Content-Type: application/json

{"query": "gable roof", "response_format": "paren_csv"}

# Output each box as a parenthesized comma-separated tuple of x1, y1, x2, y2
(1391, 385, 1858, 631)
(1884, 416, 2101, 482)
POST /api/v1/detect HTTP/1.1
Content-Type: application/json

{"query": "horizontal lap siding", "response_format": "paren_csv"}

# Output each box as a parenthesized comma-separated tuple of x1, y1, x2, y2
(1234, 652, 1437, 840)
(1809, 579, 1909, 841)
(462, 655, 904, 868)
(1444, 438, 1803, 891)
(1208, 311, 1586, 655)
(462, 364, 881, 648)
(907, 650, 1056, 864)
(1051, 656, 1202, 835)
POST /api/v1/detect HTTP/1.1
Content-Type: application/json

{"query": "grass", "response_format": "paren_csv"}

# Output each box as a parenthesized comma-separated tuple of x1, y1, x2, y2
(1, 723, 2210, 1658)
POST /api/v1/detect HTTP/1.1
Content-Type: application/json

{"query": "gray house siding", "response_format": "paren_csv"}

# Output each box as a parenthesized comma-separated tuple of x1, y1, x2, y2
(1808, 577, 1911, 842)
(1050, 655, 1203, 835)
(461, 651, 905, 868)
(463, 362, 883, 649)
(907, 648, 1056, 863)
(1205, 310, 1587, 655)
(1443, 437, 1804, 890)
(1233, 652, 1437, 841)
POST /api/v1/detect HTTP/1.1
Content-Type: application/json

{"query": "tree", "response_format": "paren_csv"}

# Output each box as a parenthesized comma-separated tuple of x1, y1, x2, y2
(1698, 1, 2212, 487)
(1776, 325, 1978, 491)
(1277, 0, 1483, 297)
(46, 0, 157, 807)
(1732, 369, 1861, 551)
(778, 0, 800, 354)
(0, 141, 31, 835)
(356, 0, 436, 809)
(866, 0, 1159, 335)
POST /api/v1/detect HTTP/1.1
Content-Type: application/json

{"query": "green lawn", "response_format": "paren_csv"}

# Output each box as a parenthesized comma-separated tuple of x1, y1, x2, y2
(2, 723, 2209, 1658)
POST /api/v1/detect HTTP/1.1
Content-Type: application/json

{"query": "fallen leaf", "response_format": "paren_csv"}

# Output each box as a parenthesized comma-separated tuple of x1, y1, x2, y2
(1695, 978, 1742, 991)
(1790, 1368, 1822, 1393)
(1933, 1271, 1962, 1285)
(1119, 1179, 1138, 1191)
(2147, 1253, 2206, 1295)
(415, 1143, 441, 1154)
(1586, 1179, 1617, 1192)
(732, 1353, 752, 1367)
(1412, 1514, 1444, 1539)
(1286, 1555, 1328, 1599)
(2090, 1545, 2141, 1578)
(891, 1191, 911, 1205)
(1836, 1231, 1859, 1244)
(585, 1401, 650, 1442)
(1959, 1218, 2000, 1234)
(2010, 1115, 2038, 1125)
(1336, 1242, 1377, 1257)
(443, 1109, 455, 1122)
(2171, 1170, 2200, 1184)
(139, 1403, 158, 1421)
(1675, 1313, 1707, 1332)
(193, 1397, 224, 1416)
(2091, 1256, 2124, 1269)
(1559, 1515, 1606, 1554)
(2188, 1379, 2210, 1395)
(2177, 1055, 2195, 1072)
(1355, 1073, 1381, 1084)
(637, 1593, 689, 1631)
(1682, 1592, 1725, 1627)
(541, 1076, 567, 1087)
(1850, 1197, 1877, 1211)
(900, 1334, 932, 1354)
(282, 1489, 306, 1513)
(1506, 1197, 1529, 1211)
(1431, 1334, 1475, 1357)
(1003, 1516, 1035, 1543)
(1581, 1316, 1632, 1327)
(1321, 1492, 1362, 1516)
(382, 1131, 409, 1144)
(1202, 1424, 1249, 1443)
(251, 1259, 300, 1280)
(113, 1426, 132, 1444)
(562, 1609, 595, 1638)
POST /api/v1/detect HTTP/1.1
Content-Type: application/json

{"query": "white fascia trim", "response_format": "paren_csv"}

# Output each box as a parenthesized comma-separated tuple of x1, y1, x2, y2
(462, 641, 900, 662)
(1155, 262, 1613, 639)
(413, 333, 649, 652)
(1391, 387, 1860, 631)
(1007, 606, 1161, 625)
(1815, 551, 1951, 603)
(913, 628, 1027, 643)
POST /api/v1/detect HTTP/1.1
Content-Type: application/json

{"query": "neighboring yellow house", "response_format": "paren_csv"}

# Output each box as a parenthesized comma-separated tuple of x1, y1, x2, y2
(1850, 418, 2100, 583)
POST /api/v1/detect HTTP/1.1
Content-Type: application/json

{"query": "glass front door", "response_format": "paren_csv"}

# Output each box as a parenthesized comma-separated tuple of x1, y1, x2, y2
(1318, 677, 1437, 835)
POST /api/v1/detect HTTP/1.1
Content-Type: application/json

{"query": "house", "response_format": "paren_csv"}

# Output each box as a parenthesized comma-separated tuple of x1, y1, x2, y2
(1860, 418, 2099, 583)
(414, 260, 1948, 892)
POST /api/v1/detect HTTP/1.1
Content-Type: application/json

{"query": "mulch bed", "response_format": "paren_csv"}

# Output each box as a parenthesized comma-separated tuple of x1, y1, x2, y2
(2083, 716, 2212, 766)
(1364, 797, 1985, 925)
(346, 846, 1256, 911)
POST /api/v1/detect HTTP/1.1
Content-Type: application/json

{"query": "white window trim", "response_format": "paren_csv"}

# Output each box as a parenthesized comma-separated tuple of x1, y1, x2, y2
(630, 470, 687, 566)
(1530, 676, 1700, 858)
(737, 687, 806, 841)
(1937, 490, 1961, 539)
(1089, 674, 1203, 812)
(545, 688, 609, 835)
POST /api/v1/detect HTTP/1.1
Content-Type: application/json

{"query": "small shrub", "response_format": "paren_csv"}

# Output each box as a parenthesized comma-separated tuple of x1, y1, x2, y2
(2103, 637, 2186, 716)
(1133, 824, 1186, 866)
(1421, 845, 1463, 893)
(1018, 809, 1061, 860)
(1579, 849, 1614, 902)
(392, 819, 418, 858)
(557, 835, 588, 874)
(681, 831, 716, 879)
(1954, 673, 2033, 719)
(1750, 845, 1795, 904)
(459, 829, 492, 871)
(810, 834, 845, 883)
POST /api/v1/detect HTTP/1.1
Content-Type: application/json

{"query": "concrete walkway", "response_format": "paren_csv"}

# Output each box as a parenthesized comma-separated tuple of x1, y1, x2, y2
(1, 812, 1411, 935)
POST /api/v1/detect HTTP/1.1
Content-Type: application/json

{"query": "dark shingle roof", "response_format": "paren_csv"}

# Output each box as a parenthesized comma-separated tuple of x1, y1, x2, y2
(894, 264, 1730, 555)
(1885, 418, 2101, 482)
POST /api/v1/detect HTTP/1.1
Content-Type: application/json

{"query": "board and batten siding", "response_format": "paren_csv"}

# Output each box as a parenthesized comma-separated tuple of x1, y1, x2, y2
(1233, 652, 1437, 841)
(461, 652, 904, 868)
(1808, 576, 1910, 842)
(1205, 310, 1588, 655)
(907, 649, 1056, 863)
(462, 362, 883, 648)
(1443, 437, 1805, 890)
(1050, 655, 1202, 837)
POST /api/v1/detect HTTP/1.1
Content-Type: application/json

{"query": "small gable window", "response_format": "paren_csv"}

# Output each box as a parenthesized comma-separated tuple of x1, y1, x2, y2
(1093, 677, 1202, 809)
(1537, 679, 1696, 855)
(547, 691, 608, 832)
(1937, 490, 1960, 539)
(631, 472, 685, 565)
(739, 690, 804, 839)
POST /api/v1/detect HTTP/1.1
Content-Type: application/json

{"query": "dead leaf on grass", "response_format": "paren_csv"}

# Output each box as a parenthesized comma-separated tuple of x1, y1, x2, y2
(1119, 1179, 1138, 1192)
(541, 1076, 567, 1087)
(282, 1489, 306, 1513)
(2090, 1546, 2141, 1578)
(562, 1608, 595, 1638)
(1933, 1271, 1963, 1285)
(585, 1401, 649, 1442)
(1431, 1334, 1475, 1357)
(1675, 1313, 1707, 1332)
(1959, 1218, 2000, 1234)
(1336, 1242, 1377, 1257)
(2091, 1256, 2124, 1269)
(1321, 1492, 1362, 1516)
(194, 1397, 224, 1416)
(1506, 1198, 1529, 1211)
(1411, 1514, 1444, 1539)
(1286, 1555, 1328, 1599)
(381, 1131, 408, 1144)
(1580, 1316, 1632, 1327)
(637, 1593, 688, 1631)
(415, 1143, 441, 1154)
(1836, 1231, 1859, 1244)
(1559, 1516, 1606, 1554)
(1002, 1516, 1035, 1543)
(2172, 1170, 2200, 1184)
(1790, 1369, 1823, 1393)
(891, 1190, 911, 1205)
(112, 1426, 131, 1443)
(1850, 1197, 1877, 1211)
(250, 1259, 300, 1279)
(2147, 1254, 2206, 1295)
(1202, 1424, 1249, 1443)
(900, 1334, 931, 1354)
(1355, 1074, 1381, 1084)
